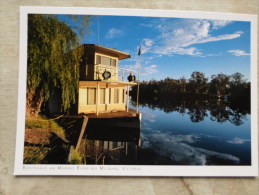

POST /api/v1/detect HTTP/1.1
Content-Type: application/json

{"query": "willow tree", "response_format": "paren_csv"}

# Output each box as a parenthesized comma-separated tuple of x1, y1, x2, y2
(26, 14, 90, 118)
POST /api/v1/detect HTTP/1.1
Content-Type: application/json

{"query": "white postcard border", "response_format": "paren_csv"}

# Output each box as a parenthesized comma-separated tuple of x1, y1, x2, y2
(15, 6, 258, 176)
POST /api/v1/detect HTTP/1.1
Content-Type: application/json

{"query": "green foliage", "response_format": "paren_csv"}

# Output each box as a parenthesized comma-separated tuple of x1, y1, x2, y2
(69, 150, 85, 164)
(26, 116, 66, 137)
(131, 71, 249, 99)
(27, 14, 90, 114)
(229, 72, 249, 97)
(25, 119, 49, 129)
(230, 72, 246, 85)
(50, 120, 66, 137)
(63, 15, 92, 39)
(189, 71, 208, 93)
(24, 116, 69, 164)
(210, 73, 230, 96)
(23, 146, 50, 164)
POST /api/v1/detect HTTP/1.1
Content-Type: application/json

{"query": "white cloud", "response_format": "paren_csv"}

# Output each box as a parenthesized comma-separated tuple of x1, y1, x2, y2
(155, 46, 202, 56)
(227, 137, 250, 144)
(186, 32, 242, 46)
(121, 63, 158, 77)
(211, 20, 232, 29)
(121, 64, 138, 73)
(142, 64, 158, 75)
(141, 133, 240, 165)
(228, 49, 250, 56)
(204, 53, 222, 57)
(143, 38, 154, 47)
(141, 19, 241, 57)
(140, 38, 155, 54)
(106, 28, 123, 39)
(142, 110, 157, 123)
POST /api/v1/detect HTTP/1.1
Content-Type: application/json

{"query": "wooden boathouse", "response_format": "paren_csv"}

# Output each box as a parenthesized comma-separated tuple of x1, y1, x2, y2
(77, 44, 138, 116)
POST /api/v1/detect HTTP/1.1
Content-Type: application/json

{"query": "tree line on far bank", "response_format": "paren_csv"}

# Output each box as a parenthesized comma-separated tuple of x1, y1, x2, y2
(130, 71, 250, 101)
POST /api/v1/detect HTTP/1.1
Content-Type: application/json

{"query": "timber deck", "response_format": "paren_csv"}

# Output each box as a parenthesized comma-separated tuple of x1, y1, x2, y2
(85, 109, 138, 119)
(52, 109, 139, 119)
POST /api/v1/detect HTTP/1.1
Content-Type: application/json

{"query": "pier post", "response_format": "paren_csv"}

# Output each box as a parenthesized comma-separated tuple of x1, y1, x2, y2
(75, 116, 89, 151)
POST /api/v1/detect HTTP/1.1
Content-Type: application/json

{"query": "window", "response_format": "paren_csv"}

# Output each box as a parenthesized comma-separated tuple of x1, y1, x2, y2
(111, 59, 116, 67)
(114, 88, 119, 104)
(109, 88, 112, 104)
(96, 55, 117, 67)
(88, 88, 96, 105)
(100, 88, 105, 104)
(96, 55, 101, 64)
(102, 56, 110, 65)
(79, 88, 87, 105)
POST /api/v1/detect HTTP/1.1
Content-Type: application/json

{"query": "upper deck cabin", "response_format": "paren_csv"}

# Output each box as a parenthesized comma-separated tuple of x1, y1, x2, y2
(78, 44, 137, 116)
(79, 44, 130, 82)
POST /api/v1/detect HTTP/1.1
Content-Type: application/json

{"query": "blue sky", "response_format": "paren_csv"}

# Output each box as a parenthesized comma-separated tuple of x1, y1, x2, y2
(60, 15, 251, 81)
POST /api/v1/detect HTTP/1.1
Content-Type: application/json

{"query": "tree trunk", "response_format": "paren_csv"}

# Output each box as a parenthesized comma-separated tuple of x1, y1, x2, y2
(26, 88, 44, 119)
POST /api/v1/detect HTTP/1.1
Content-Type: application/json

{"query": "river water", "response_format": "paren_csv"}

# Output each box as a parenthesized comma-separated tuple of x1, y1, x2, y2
(82, 100, 251, 165)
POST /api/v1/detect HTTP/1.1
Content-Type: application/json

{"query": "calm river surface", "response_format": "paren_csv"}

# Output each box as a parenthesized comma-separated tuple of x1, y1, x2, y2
(83, 100, 251, 165)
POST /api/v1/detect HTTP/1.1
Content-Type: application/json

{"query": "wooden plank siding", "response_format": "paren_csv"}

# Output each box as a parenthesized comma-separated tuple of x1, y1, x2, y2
(78, 81, 130, 114)
(77, 44, 135, 115)
(94, 52, 118, 81)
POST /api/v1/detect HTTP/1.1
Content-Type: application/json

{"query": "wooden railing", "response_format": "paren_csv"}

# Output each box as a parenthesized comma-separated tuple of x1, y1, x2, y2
(95, 64, 137, 82)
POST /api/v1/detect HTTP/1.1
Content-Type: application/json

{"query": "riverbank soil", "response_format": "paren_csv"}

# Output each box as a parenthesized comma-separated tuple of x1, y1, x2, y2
(23, 116, 84, 164)
(24, 126, 70, 164)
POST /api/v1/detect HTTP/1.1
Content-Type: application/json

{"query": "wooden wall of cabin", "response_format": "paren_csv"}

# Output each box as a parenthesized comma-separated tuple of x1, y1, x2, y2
(78, 86, 127, 114)
(94, 52, 119, 81)
(80, 47, 95, 80)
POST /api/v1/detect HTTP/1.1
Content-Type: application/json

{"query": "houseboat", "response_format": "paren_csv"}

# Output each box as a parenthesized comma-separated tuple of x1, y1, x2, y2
(72, 44, 142, 152)
(77, 44, 140, 120)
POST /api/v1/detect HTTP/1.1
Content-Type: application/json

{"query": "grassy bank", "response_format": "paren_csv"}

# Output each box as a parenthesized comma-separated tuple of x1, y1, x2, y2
(24, 115, 69, 164)
(25, 116, 66, 137)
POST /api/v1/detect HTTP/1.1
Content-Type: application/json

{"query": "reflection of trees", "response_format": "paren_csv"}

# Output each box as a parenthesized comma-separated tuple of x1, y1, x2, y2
(130, 71, 250, 126)
(132, 97, 249, 126)
(228, 109, 247, 126)
(187, 101, 208, 122)
(209, 101, 230, 123)
(175, 101, 187, 115)
(131, 97, 180, 113)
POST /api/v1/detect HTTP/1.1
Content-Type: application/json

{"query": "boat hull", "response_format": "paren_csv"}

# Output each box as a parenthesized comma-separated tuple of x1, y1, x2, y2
(85, 117, 141, 144)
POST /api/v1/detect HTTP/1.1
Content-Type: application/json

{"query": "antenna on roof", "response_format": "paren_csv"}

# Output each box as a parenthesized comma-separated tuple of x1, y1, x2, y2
(97, 16, 100, 45)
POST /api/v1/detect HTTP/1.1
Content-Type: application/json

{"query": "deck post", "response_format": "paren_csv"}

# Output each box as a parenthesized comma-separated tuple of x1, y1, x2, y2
(96, 81, 100, 116)
(126, 84, 129, 112)
(136, 81, 140, 113)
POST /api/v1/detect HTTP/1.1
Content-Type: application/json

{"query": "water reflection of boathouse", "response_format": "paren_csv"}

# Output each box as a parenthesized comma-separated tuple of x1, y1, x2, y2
(78, 118, 141, 164)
